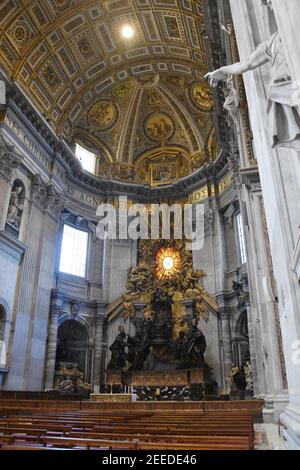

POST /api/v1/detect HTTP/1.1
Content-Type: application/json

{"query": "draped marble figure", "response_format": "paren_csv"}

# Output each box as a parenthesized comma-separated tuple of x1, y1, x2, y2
(205, 6, 300, 150)
(0, 333, 6, 366)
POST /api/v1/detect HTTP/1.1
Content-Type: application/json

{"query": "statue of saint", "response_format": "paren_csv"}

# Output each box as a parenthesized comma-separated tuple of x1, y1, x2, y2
(6, 183, 24, 229)
(185, 321, 207, 367)
(107, 326, 128, 370)
(174, 331, 188, 369)
(205, 3, 300, 150)
(0, 332, 6, 366)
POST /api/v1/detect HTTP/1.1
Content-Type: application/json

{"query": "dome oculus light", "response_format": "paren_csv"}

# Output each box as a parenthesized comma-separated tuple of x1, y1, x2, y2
(121, 24, 134, 39)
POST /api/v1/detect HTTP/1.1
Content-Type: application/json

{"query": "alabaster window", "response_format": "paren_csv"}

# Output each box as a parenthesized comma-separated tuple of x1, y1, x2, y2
(59, 224, 88, 278)
(75, 143, 96, 174)
(236, 213, 247, 265)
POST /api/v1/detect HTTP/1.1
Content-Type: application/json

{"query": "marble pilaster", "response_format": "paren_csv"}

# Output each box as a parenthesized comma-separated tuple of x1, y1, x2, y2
(44, 296, 63, 390)
(220, 306, 233, 394)
(92, 309, 105, 390)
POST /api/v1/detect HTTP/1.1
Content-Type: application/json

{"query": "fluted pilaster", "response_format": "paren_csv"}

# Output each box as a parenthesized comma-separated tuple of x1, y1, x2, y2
(44, 298, 63, 390)
(92, 312, 105, 390)
(220, 306, 233, 394)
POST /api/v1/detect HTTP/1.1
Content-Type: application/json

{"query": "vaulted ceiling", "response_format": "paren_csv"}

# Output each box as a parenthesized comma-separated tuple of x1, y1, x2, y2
(0, 0, 220, 184)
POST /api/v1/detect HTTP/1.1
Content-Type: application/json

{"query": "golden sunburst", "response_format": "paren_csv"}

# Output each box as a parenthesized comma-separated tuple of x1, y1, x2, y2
(155, 247, 181, 280)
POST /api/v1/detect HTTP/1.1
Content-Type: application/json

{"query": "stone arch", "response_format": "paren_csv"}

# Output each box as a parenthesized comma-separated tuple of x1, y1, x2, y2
(55, 318, 92, 382)
(0, 299, 9, 340)
(0, 304, 6, 340)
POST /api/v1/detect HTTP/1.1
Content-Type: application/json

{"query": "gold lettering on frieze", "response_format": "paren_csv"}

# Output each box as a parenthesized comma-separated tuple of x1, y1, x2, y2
(66, 184, 103, 208)
(5, 113, 51, 170)
(218, 172, 234, 193)
(189, 186, 208, 204)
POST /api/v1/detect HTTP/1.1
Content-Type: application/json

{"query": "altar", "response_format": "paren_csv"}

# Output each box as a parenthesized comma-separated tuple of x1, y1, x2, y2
(90, 393, 136, 403)
(106, 368, 211, 387)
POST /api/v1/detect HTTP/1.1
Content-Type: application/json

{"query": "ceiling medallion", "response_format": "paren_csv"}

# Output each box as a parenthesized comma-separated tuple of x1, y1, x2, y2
(155, 247, 181, 280)
(13, 22, 29, 45)
(88, 100, 118, 130)
(145, 113, 174, 142)
(191, 82, 214, 111)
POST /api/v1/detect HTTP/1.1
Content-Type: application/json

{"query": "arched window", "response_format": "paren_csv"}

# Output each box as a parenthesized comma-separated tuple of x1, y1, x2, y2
(56, 320, 90, 381)
(75, 143, 96, 174)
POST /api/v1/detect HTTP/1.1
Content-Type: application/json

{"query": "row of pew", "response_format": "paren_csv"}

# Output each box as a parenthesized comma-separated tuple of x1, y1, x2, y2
(0, 404, 258, 450)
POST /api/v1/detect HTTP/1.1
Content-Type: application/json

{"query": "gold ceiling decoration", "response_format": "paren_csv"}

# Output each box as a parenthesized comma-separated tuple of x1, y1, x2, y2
(0, 0, 207, 133)
(0, 0, 222, 184)
(88, 100, 118, 130)
(191, 82, 214, 111)
(145, 112, 174, 142)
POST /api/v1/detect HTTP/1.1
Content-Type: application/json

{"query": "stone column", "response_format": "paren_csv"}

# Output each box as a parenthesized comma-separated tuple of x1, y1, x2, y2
(229, 0, 300, 448)
(44, 295, 63, 390)
(220, 306, 233, 394)
(92, 311, 105, 391)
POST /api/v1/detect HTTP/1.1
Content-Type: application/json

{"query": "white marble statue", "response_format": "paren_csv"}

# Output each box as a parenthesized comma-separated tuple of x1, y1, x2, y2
(205, 2, 300, 150)
(0, 80, 6, 106)
(6, 184, 24, 229)
(0, 336, 6, 366)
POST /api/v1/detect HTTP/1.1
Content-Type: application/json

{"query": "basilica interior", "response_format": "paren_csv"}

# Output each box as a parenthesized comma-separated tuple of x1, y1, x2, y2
(0, 0, 299, 452)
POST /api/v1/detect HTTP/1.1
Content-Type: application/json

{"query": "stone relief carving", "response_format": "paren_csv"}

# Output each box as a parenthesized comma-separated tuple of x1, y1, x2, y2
(0, 136, 22, 182)
(145, 113, 174, 142)
(191, 82, 214, 111)
(88, 101, 117, 130)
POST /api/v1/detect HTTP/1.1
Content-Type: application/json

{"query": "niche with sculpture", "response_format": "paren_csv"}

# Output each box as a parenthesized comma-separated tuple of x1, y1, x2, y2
(5, 180, 25, 237)
(54, 320, 91, 394)
(0, 305, 6, 366)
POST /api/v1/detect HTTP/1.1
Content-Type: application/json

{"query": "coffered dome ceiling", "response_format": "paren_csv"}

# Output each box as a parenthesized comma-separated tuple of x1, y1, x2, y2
(0, 0, 221, 185)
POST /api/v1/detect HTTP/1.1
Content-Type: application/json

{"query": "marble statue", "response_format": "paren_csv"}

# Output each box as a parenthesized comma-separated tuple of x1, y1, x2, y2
(6, 183, 24, 229)
(223, 75, 240, 124)
(185, 322, 207, 367)
(205, 2, 300, 150)
(0, 333, 6, 366)
(0, 80, 6, 106)
(107, 326, 128, 370)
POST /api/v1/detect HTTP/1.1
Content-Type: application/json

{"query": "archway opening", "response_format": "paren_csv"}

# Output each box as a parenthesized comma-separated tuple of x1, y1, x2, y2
(0, 305, 5, 339)
(55, 320, 91, 382)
